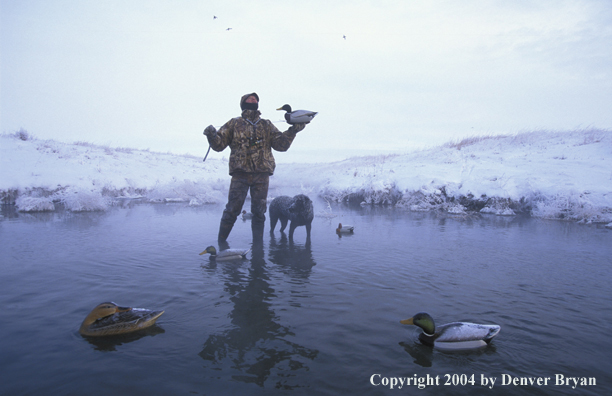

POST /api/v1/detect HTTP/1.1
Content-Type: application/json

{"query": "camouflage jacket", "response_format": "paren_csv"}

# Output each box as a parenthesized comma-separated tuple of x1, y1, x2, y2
(207, 109, 300, 175)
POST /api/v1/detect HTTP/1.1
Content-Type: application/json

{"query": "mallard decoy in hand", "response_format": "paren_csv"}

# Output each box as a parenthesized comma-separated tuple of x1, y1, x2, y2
(336, 223, 354, 233)
(400, 312, 500, 350)
(242, 210, 253, 220)
(276, 104, 317, 124)
(199, 245, 250, 261)
(79, 302, 164, 337)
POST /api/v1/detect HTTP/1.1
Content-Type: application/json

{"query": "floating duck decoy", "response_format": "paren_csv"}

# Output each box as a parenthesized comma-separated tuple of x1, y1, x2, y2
(199, 245, 250, 261)
(400, 312, 500, 350)
(336, 223, 355, 233)
(79, 302, 164, 337)
(242, 210, 253, 220)
(276, 104, 318, 124)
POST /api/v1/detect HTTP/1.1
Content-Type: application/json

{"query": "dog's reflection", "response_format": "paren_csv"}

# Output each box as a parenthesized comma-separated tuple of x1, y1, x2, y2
(268, 233, 316, 278)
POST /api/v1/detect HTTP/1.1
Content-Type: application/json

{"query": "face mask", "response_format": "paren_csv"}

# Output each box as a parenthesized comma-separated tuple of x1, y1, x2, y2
(242, 102, 258, 111)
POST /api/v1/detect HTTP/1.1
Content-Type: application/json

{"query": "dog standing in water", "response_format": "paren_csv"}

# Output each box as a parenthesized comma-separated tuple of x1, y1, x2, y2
(269, 194, 314, 240)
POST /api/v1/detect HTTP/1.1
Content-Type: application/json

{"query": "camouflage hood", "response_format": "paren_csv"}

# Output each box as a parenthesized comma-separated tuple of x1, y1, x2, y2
(240, 92, 259, 111)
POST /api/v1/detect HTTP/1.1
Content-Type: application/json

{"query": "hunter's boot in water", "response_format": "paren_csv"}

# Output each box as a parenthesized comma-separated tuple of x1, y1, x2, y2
(217, 221, 234, 245)
(251, 219, 265, 247)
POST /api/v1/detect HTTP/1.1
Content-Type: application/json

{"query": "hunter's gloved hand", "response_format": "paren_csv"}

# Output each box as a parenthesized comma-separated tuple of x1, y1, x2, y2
(288, 123, 306, 133)
(203, 125, 217, 137)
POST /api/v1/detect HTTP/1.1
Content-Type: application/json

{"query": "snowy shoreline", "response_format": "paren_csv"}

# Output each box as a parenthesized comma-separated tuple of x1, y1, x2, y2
(1, 129, 611, 226)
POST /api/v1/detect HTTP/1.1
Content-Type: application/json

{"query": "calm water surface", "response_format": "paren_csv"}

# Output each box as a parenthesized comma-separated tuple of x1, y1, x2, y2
(1, 200, 611, 395)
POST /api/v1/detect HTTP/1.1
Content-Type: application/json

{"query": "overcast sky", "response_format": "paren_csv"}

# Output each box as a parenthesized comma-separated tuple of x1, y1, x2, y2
(2, 0, 611, 160)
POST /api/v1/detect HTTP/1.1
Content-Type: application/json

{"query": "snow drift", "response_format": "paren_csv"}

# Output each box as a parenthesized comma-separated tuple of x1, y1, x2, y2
(1, 128, 611, 225)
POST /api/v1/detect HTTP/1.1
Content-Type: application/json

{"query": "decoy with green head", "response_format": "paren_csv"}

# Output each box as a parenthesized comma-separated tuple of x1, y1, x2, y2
(199, 245, 250, 261)
(277, 104, 317, 124)
(401, 312, 500, 350)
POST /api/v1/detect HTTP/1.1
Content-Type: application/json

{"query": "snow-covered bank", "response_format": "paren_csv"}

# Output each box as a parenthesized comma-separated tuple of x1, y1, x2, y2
(1, 129, 611, 225)
(273, 129, 612, 225)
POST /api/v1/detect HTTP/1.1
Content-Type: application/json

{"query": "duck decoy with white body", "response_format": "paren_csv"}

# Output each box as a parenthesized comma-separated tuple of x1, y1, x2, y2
(79, 302, 164, 337)
(336, 223, 354, 233)
(277, 104, 317, 124)
(242, 210, 253, 220)
(400, 312, 500, 350)
(199, 245, 250, 261)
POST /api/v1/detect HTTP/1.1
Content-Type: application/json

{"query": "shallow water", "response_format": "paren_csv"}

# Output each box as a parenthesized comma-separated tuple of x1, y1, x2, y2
(1, 200, 611, 395)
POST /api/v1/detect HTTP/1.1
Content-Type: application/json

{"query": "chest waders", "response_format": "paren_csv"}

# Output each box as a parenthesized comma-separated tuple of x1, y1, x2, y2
(217, 117, 266, 243)
(245, 118, 262, 168)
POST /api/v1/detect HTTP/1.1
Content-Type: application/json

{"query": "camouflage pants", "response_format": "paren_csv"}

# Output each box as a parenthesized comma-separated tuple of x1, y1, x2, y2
(220, 172, 269, 228)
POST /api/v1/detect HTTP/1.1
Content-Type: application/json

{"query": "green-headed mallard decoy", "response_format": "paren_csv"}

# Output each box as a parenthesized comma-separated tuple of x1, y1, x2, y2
(336, 223, 354, 233)
(276, 104, 317, 124)
(400, 312, 500, 350)
(79, 302, 164, 337)
(199, 245, 250, 261)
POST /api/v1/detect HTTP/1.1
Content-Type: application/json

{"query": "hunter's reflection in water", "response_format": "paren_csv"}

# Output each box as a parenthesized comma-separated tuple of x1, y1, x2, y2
(199, 230, 318, 389)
